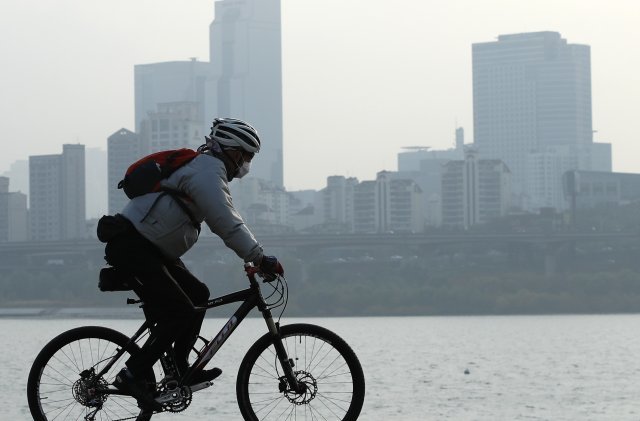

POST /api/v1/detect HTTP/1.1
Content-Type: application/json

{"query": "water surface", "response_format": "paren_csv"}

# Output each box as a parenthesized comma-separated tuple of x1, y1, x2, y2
(6, 314, 640, 420)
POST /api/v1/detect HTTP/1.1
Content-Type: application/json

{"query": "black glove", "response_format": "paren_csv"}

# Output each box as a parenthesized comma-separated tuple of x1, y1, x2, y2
(260, 256, 284, 281)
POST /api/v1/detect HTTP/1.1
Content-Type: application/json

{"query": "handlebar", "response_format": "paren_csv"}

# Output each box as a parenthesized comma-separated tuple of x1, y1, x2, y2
(244, 264, 280, 283)
(244, 265, 261, 276)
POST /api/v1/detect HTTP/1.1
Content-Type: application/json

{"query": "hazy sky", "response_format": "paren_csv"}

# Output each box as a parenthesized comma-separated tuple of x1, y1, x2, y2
(1, 0, 639, 191)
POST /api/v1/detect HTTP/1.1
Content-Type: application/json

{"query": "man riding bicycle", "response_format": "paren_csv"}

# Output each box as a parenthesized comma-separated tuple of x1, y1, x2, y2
(97, 118, 284, 410)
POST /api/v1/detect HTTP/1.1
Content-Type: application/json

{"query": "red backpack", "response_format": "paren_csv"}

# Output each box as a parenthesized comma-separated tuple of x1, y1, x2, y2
(117, 149, 200, 199)
(117, 149, 202, 233)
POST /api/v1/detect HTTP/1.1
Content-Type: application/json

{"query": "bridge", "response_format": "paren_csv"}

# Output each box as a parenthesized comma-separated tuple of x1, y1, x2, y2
(0, 231, 636, 266)
(0, 231, 637, 252)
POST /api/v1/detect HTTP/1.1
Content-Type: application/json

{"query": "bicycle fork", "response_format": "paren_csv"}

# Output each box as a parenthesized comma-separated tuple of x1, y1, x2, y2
(264, 314, 305, 394)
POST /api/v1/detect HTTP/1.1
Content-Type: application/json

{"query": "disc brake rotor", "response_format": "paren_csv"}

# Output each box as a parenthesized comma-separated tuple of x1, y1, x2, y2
(72, 372, 109, 407)
(282, 371, 318, 405)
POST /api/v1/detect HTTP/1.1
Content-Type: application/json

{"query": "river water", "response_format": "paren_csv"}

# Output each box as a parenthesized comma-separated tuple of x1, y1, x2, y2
(5, 314, 640, 420)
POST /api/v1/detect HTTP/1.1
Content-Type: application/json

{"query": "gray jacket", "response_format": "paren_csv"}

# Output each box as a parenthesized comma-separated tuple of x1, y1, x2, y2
(120, 153, 264, 263)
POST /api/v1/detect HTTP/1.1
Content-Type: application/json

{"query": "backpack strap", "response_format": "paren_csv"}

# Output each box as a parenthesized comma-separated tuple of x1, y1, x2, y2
(164, 189, 202, 235)
(139, 190, 202, 236)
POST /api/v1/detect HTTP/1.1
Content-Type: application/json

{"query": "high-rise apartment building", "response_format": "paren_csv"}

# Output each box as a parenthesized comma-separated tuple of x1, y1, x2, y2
(207, 0, 283, 187)
(442, 149, 511, 229)
(321, 176, 358, 232)
(107, 129, 143, 214)
(29, 144, 86, 240)
(353, 181, 376, 234)
(135, 59, 211, 133)
(351, 172, 424, 234)
(376, 172, 424, 234)
(0, 177, 27, 242)
(472, 32, 609, 209)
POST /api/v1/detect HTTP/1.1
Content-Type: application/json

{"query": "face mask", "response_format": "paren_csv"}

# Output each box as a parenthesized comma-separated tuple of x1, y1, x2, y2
(236, 161, 251, 179)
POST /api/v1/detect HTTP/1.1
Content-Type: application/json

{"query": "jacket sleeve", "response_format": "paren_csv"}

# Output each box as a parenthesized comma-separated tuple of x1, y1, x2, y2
(183, 163, 264, 264)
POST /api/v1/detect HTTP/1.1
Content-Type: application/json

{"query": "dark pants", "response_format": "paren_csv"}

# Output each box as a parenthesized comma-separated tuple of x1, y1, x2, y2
(102, 219, 210, 377)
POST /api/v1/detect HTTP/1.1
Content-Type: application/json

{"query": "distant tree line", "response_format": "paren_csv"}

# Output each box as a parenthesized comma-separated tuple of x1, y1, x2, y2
(2, 248, 640, 316)
(2, 202, 640, 315)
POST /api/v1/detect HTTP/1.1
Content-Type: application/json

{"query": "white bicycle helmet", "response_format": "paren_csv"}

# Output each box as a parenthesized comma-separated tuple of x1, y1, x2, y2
(209, 118, 261, 153)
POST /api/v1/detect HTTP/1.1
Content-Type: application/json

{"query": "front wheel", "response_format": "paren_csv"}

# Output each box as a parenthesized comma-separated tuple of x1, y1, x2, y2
(27, 326, 156, 421)
(237, 323, 365, 420)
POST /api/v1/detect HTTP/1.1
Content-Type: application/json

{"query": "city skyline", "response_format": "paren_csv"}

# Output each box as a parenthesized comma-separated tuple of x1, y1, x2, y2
(1, 0, 639, 191)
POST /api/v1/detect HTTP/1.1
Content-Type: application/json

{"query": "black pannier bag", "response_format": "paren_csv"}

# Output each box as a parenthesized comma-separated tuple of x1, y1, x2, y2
(96, 214, 132, 243)
(98, 267, 139, 292)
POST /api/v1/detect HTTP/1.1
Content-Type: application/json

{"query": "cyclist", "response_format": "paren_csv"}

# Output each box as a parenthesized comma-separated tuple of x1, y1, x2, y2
(97, 117, 284, 410)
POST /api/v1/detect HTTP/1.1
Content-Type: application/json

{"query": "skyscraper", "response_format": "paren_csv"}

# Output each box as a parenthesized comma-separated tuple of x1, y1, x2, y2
(0, 177, 27, 242)
(207, 0, 283, 187)
(140, 102, 205, 153)
(135, 59, 211, 133)
(107, 128, 142, 214)
(85, 147, 108, 218)
(29, 144, 86, 240)
(472, 32, 604, 208)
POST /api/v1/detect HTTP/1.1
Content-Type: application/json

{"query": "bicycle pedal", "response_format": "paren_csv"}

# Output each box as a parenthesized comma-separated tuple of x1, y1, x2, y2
(189, 381, 215, 393)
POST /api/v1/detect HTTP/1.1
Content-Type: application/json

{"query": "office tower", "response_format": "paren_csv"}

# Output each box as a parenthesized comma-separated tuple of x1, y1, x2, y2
(321, 176, 358, 232)
(140, 102, 205, 153)
(396, 128, 466, 226)
(472, 32, 600, 206)
(590, 143, 612, 172)
(85, 147, 108, 218)
(29, 144, 86, 240)
(526, 144, 601, 210)
(563, 170, 640, 209)
(441, 149, 511, 229)
(208, 0, 283, 187)
(0, 177, 28, 242)
(135, 59, 211, 132)
(107, 128, 143, 214)
(1, 159, 28, 201)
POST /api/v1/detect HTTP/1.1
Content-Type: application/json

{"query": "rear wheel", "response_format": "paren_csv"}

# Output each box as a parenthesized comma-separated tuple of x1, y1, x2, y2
(27, 326, 156, 421)
(237, 323, 365, 420)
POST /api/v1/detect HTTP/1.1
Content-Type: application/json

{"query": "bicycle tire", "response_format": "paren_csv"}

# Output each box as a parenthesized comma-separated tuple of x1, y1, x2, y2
(236, 323, 365, 421)
(27, 326, 156, 421)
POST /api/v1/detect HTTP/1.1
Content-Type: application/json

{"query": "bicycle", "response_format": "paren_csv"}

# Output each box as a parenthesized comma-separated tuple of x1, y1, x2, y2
(27, 265, 365, 421)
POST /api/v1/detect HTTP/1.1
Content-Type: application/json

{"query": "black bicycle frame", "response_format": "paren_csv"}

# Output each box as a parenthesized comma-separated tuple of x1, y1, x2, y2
(98, 270, 300, 393)
(181, 282, 260, 383)
(182, 272, 299, 390)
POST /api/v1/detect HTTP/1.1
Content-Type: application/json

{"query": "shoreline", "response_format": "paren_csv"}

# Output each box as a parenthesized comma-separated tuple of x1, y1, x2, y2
(2, 307, 640, 319)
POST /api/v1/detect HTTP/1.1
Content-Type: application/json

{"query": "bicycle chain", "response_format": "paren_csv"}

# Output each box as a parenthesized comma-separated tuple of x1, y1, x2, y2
(106, 387, 191, 420)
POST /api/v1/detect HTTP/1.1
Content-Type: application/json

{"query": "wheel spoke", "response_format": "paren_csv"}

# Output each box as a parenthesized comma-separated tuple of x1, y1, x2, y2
(28, 327, 152, 421)
(240, 324, 364, 420)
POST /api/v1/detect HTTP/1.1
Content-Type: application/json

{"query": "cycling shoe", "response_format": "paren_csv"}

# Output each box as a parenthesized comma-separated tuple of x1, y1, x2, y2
(113, 368, 162, 411)
(187, 367, 222, 385)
